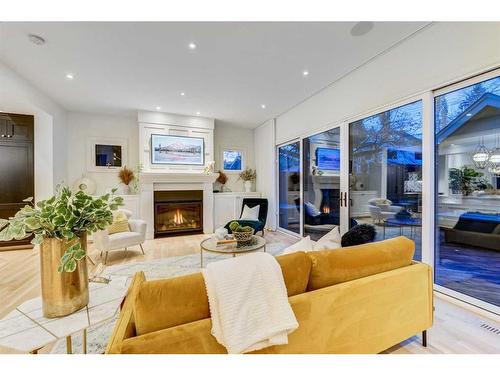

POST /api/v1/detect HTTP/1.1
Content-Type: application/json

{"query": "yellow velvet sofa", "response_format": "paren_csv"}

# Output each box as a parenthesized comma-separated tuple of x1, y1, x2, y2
(106, 236, 433, 354)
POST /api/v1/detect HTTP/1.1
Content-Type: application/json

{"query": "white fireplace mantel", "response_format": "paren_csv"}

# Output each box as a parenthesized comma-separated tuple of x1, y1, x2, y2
(140, 172, 218, 239)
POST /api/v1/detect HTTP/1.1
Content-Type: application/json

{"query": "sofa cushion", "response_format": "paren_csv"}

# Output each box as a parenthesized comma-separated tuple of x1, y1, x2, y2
(134, 251, 312, 336)
(306, 236, 415, 291)
(134, 273, 210, 336)
(276, 251, 312, 296)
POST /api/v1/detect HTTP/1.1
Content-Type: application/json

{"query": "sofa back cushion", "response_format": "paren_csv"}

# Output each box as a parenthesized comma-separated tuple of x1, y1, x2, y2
(276, 251, 312, 296)
(134, 273, 210, 336)
(306, 236, 415, 291)
(133, 251, 312, 336)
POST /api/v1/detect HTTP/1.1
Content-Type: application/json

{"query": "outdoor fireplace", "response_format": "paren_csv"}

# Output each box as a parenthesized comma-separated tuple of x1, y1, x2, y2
(154, 190, 203, 237)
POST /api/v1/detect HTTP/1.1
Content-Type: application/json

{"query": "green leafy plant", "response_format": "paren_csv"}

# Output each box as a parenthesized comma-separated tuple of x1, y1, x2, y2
(238, 168, 257, 182)
(228, 221, 253, 233)
(0, 185, 123, 272)
(449, 166, 493, 196)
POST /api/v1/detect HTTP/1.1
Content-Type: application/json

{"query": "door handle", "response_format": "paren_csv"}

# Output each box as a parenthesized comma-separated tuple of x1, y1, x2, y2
(338, 192, 344, 207)
(343, 192, 348, 208)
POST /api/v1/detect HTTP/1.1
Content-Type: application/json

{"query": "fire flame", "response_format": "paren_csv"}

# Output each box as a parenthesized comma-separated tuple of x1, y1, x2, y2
(323, 206, 330, 214)
(173, 209, 184, 225)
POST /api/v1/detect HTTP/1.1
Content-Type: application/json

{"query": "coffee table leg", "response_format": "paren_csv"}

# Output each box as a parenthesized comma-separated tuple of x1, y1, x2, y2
(200, 248, 203, 268)
(66, 335, 72, 354)
(83, 328, 87, 354)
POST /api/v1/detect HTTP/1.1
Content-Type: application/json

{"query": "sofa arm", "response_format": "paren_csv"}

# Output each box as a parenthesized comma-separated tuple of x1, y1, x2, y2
(128, 219, 147, 238)
(106, 271, 146, 354)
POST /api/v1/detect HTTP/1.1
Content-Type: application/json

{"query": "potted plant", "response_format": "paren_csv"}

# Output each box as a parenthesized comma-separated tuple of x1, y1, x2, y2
(449, 166, 489, 196)
(229, 221, 254, 243)
(0, 186, 123, 318)
(118, 166, 135, 195)
(216, 170, 228, 192)
(239, 168, 257, 192)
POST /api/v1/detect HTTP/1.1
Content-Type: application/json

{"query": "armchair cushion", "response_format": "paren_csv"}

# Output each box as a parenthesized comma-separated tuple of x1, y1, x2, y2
(107, 232, 144, 250)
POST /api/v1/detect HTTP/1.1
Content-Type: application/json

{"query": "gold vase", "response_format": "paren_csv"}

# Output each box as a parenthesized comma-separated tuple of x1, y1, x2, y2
(40, 233, 89, 318)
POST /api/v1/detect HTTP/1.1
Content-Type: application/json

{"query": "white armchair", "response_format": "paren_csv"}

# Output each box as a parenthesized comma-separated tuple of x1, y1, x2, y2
(93, 209, 147, 264)
(368, 198, 403, 224)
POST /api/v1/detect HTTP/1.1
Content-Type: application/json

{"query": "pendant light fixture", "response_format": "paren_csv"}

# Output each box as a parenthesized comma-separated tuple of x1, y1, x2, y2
(472, 136, 490, 169)
(488, 134, 500, 174)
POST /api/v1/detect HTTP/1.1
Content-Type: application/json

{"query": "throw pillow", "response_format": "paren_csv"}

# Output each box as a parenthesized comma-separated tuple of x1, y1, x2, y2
(340, 224, 376, 247)
(107, 211, 130, 235)
(240, 204, 260, 220)
(304, 202, 321, 217)
(313, 226, 342, 251)
(282, 236, 314, 255)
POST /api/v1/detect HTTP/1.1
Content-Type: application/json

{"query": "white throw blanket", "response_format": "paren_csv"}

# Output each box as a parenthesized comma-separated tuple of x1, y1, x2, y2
(202, 252, 298, 354)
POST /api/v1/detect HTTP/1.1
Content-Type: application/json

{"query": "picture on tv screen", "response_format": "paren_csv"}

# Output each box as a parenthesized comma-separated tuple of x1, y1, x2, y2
(151, 134, 205, 165)
(315, 147, 340, 171)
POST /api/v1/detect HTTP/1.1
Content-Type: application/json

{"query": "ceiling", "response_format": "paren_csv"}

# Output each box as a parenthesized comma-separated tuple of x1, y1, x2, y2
(0, 22, 430, 128)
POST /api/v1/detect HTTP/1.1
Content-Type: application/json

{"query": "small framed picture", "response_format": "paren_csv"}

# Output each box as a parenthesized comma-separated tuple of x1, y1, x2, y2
(221, 148, 244, 172)
(87, 137, 128, 172)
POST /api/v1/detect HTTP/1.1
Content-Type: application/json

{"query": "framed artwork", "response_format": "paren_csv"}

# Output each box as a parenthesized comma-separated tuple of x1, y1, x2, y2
(151, 134, 205, 165)
(87, 137, 128, 172)
(221, 147, 245, 172)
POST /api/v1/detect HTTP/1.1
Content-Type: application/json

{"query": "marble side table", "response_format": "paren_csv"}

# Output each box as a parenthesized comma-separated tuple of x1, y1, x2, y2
(0, 276, 128, 354)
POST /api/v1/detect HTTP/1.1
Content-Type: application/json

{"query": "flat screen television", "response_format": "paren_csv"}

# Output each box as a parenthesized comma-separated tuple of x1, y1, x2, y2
(315, 147, 340, 171)
(151, 134, 205, 165)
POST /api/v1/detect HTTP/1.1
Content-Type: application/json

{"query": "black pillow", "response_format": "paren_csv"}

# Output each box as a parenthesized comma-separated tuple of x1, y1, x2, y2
(341, 224, 376, 247)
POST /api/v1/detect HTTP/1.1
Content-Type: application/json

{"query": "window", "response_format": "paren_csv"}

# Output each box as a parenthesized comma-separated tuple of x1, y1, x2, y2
(434, 75, 500, 308)
(349, 100, 423, 260)
(222, 149, 243, 171)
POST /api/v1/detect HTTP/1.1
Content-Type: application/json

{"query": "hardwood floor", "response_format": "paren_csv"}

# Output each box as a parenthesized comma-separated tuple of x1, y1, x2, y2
(0, 231, 499, 354)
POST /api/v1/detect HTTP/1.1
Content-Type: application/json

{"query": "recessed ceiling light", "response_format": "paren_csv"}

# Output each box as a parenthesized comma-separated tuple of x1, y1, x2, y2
(350, 22, 374, 37)
(180, 92, 186, 96)
(302, 70, 309, 77)
(466, 113, 472, 117)
(156, 106, 161, 111)
(28, 34, 45, 45)
(188, 42, 197, 50)
(65, 73, 74, 80)
(196, 111, 201, 115)
(261, 104, 266, 109)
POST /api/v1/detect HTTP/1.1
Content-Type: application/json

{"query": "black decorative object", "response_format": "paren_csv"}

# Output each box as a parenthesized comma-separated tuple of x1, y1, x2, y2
(341, 224, 376, 247)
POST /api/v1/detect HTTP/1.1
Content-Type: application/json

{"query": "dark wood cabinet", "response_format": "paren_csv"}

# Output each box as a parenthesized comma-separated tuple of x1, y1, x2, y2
(0, 113, 34, 249)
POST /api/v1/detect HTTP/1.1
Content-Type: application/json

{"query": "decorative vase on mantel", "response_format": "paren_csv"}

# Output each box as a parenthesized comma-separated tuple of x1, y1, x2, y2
(244, 180, 252, 193)
(40, 234, 89, 318)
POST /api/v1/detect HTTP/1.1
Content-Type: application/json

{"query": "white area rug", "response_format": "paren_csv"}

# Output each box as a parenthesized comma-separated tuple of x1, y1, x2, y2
(51, 242, 287, 354)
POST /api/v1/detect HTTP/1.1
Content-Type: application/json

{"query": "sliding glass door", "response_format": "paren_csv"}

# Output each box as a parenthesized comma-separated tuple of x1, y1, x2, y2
(434, 74, 500, 309)
(277, 141, 301, 234)
(302, 128, 343, 240)
(348, 101, 423, 260)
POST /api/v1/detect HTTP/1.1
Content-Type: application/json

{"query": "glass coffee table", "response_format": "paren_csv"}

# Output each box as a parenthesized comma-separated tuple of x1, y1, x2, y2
(200, 235, 267, 268)
(383, 217, 422, 239)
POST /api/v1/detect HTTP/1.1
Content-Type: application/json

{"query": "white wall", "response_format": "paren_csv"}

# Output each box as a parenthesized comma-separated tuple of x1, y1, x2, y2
(254, 119, 276, 229)
(66, 112, 139, 194)
(0, 61, 67, 200)
(275, 22, 500, 144)
(214, 120, 255, 192)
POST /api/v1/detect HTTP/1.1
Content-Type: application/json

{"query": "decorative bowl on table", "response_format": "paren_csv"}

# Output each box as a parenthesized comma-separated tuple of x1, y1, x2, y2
(233, 230, 253, 243)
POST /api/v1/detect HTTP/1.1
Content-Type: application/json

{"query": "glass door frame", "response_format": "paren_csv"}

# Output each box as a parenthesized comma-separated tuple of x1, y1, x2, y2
(341, 93, 432, 264)
(432, 68, 500, 315)
(301, 123, 349, 236)
(276, 138, 303, 237)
